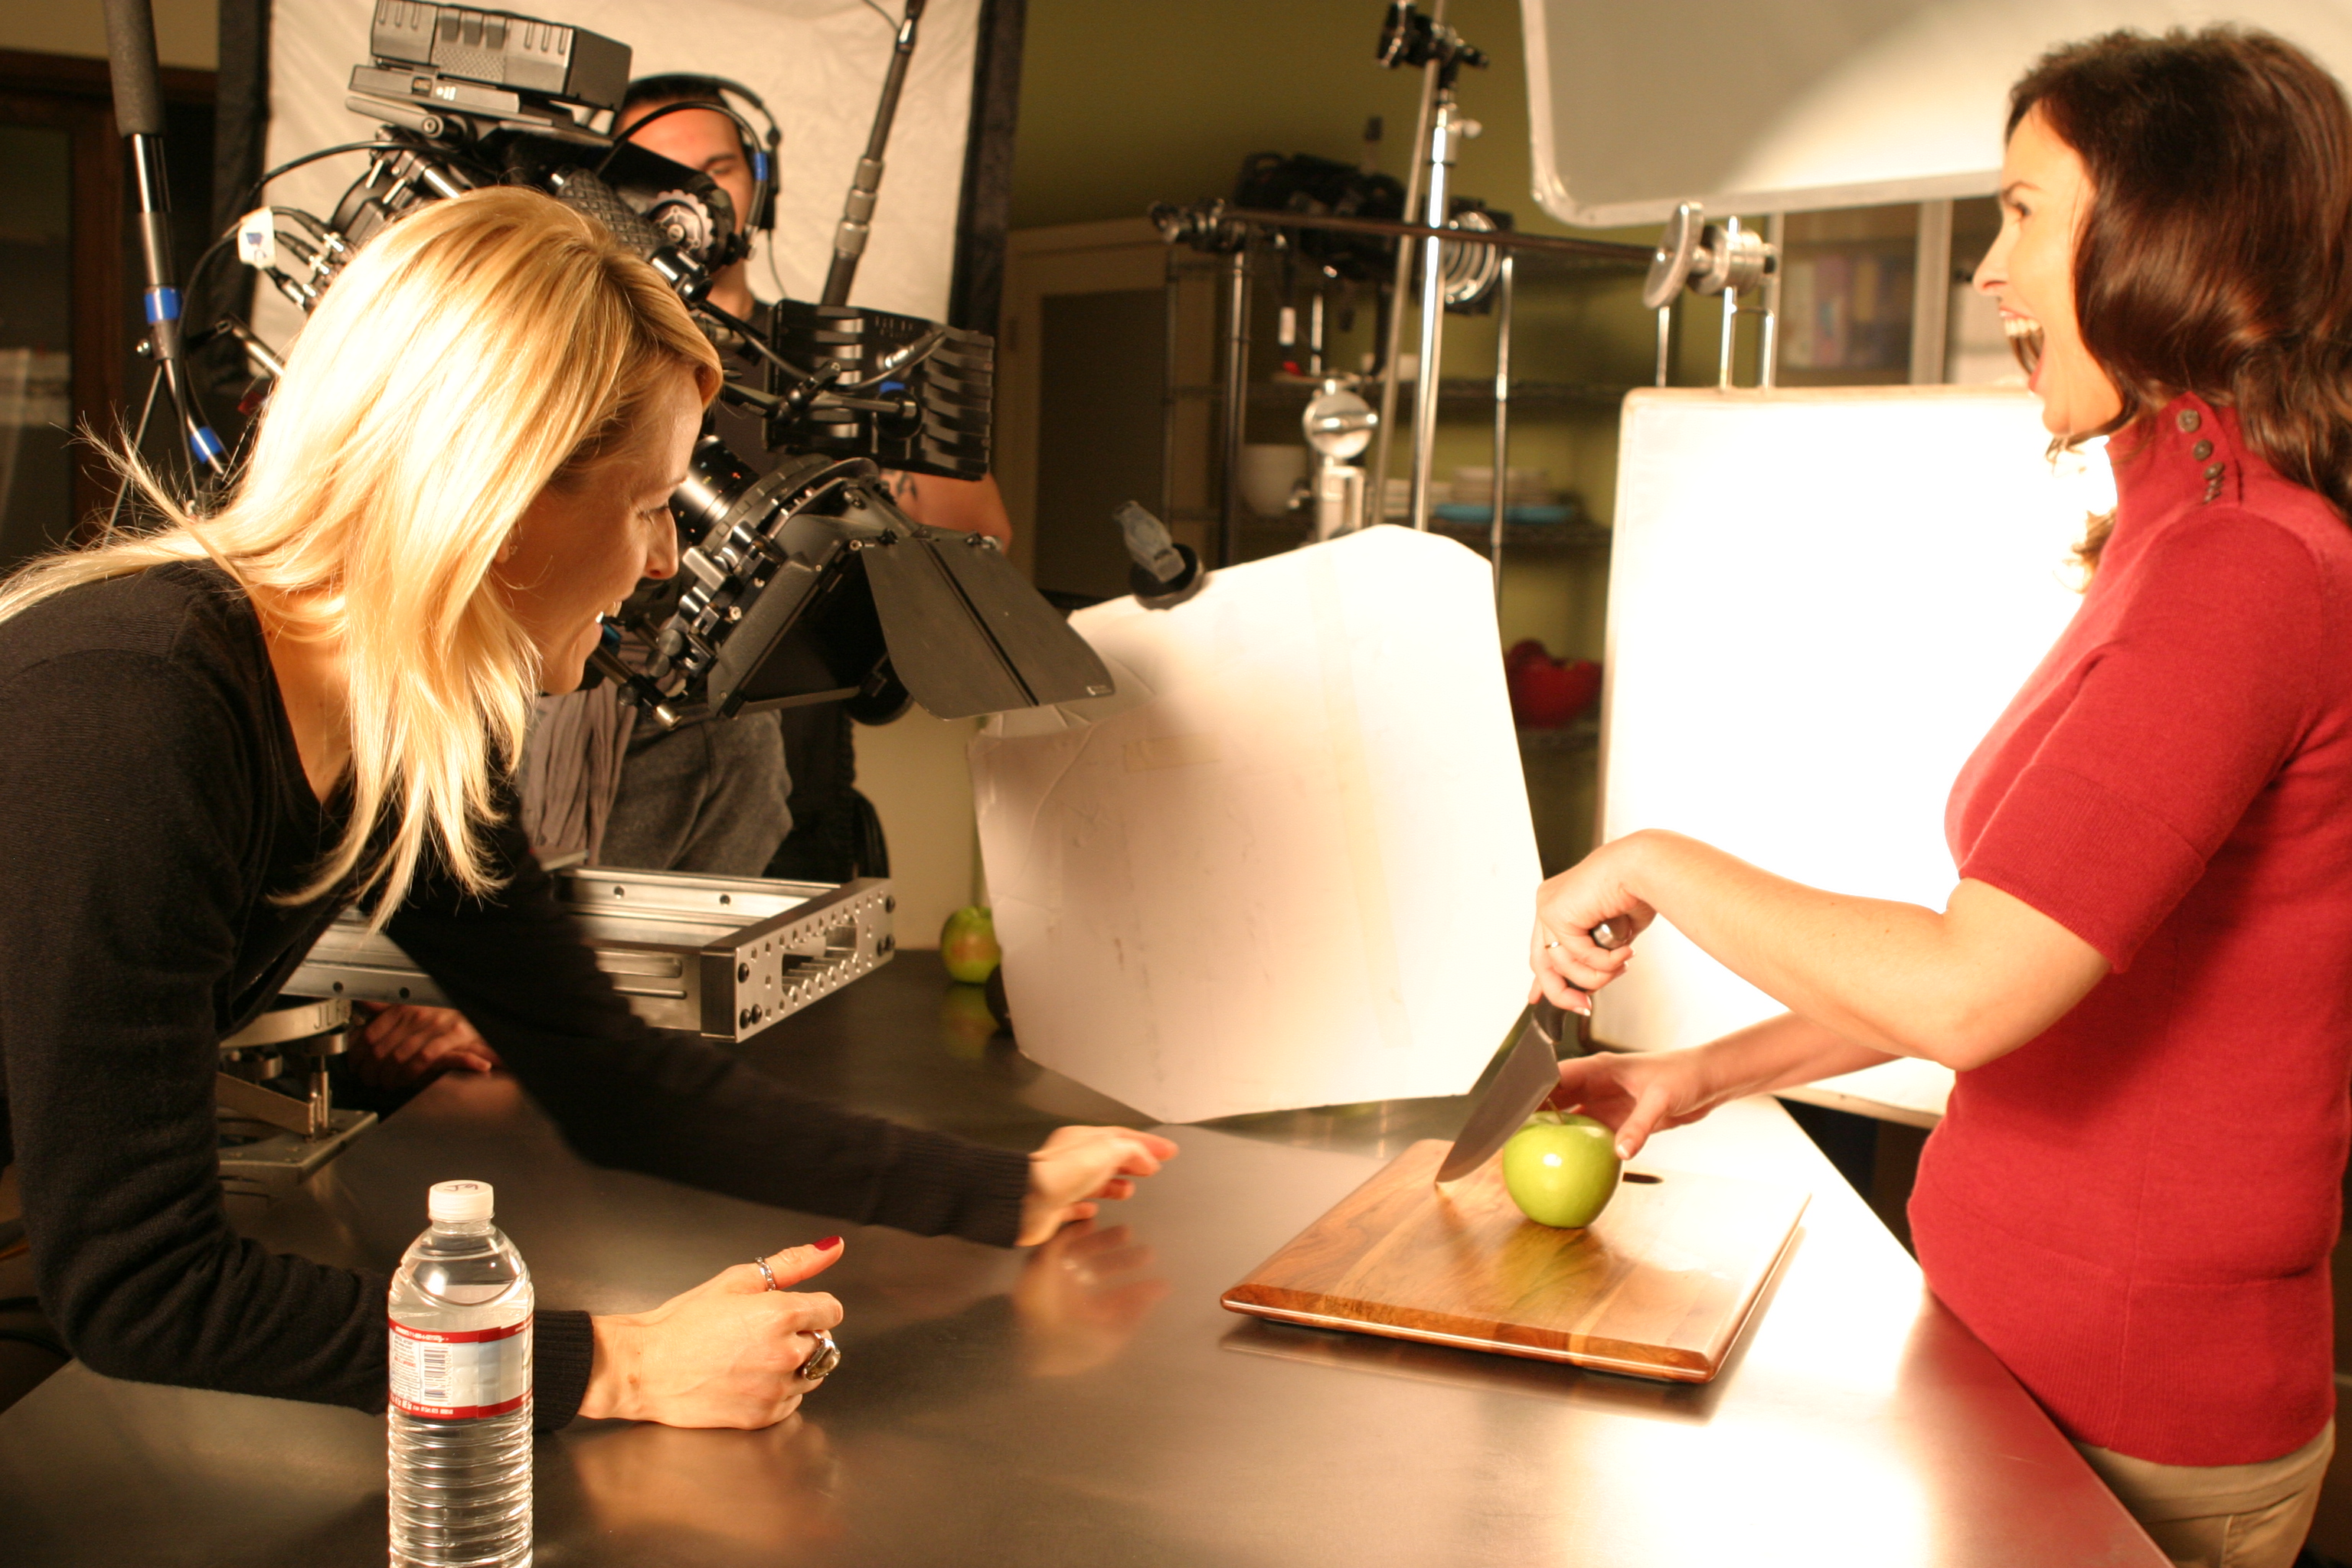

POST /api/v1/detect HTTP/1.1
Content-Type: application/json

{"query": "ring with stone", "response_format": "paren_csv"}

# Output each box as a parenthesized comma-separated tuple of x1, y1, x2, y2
(752, 1255, 780, 1292)
(799, 1328, 841, 1381)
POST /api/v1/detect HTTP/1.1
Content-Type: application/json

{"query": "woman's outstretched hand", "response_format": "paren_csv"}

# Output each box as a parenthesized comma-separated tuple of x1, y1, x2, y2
(1548, 1048, 1726, 1163)
(1529, 839, 1651, 1012)
(582, 1239, 844, 1428)
(350, 1001, 501, 1088)
(1019, 1126, 1180, 1246)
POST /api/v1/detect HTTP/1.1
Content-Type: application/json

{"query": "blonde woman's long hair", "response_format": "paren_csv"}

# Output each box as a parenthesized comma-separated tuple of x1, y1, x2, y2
(0, 186, 720, 918)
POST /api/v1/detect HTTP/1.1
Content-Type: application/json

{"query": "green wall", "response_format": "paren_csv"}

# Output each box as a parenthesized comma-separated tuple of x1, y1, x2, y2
(1014, 0, 1617, 245)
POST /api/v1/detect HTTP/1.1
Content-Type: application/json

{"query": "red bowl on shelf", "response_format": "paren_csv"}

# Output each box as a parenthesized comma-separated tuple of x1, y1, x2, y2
(1506, 639, 1602, 729)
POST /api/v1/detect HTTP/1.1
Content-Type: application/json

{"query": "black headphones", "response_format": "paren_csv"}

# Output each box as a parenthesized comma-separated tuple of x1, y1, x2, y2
(612, 75, 782, 255)
(701, 77, 781, 236)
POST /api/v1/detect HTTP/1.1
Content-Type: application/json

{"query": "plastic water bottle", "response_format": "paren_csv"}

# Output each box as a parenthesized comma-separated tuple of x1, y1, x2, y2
(387, 1180, 533, 1568)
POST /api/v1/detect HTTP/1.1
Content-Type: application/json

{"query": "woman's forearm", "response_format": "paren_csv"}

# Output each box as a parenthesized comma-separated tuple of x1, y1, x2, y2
(1553, 1012, 1896, 1161)
(1691, 1011, 1899, 1102)
(1571, 831, 2106, 1070)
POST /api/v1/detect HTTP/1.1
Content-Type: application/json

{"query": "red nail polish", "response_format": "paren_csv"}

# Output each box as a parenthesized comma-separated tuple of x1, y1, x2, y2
(813, 1236, 842, 1252)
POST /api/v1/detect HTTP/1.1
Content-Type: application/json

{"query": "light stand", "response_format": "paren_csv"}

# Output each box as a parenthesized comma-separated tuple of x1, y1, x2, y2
(1303, 382, 1376, 542)
(1644, 201, 1781, 390)
(821, 0, 926, 305)
(101, 0, 226, 505)
(1405, 82, 1476, 532)
(1365, 1, 1486, 532)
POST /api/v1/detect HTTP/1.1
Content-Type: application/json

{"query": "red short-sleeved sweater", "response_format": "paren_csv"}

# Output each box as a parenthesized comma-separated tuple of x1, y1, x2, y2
(1922, 392, 2352, 1466)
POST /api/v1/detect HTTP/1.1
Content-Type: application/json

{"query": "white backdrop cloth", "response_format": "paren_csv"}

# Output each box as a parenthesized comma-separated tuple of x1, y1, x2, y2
(969, 526, 1544, 1125)
(1592, 385, 2112, 1115)
(256, 0, 977, 351)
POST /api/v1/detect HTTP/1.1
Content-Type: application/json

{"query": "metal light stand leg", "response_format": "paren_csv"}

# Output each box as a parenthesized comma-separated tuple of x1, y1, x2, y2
(820, 0, 925, 305)
(1161, 247, 1181, 531)
(1717, 217, 1744, 390)
(1407, 90, 1462, 532)
(103, 364, 168, 537)
(1365, 39, 1443, 531)
(1489, 252, 1513, 599)
(1219, 244, 1253, 568)
(103, 0, 224, 490)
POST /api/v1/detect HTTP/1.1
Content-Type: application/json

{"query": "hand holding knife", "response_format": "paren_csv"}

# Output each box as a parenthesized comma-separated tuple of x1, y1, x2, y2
(1437, 920, 1632, 1186)
(1534, 915, 1633, 1017)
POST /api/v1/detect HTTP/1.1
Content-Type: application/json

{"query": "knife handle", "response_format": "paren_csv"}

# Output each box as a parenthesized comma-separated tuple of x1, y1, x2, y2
(1589, 919, 1631, 952)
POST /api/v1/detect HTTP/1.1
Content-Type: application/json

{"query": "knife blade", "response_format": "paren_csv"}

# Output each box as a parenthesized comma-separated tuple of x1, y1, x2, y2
(1435, 920, 1632, 1186)
(1434, 1001, 1570, 1184)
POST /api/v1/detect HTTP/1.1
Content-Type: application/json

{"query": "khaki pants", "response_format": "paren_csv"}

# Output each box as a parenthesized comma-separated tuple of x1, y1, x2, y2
(2076, 1420, 2334, 1568)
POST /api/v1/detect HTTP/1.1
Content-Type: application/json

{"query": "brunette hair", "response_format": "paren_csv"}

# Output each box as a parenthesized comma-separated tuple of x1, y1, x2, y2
(2011, 28, 2352, 564)
(0, 188, 720, 920)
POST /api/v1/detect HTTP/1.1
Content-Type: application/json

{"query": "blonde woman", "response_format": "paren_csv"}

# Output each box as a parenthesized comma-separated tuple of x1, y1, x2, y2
(0, 187, 1173, 1428)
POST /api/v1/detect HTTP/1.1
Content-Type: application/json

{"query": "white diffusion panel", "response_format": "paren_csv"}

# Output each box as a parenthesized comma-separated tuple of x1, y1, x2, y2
(1592, 387, 2103, 1086)
(258, 0, 978, 350)
(1521, 0, 2352, 225)
(969, 527, 1542, 1125)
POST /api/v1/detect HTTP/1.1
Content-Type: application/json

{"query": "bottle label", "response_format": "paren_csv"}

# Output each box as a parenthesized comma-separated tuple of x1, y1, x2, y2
(387, 1316, 532, 1419)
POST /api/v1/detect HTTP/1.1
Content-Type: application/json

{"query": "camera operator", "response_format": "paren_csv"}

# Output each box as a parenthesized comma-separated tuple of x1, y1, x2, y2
(0, 188, 1173, 1429)
(604, 72, 1011, 885)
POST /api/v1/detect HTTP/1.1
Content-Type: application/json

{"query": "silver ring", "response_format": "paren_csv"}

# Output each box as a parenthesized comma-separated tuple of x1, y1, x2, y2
(1544, 938, 1562, 950)
(752, 1256, 779, 1292)
(799, 1328, 841, 1381)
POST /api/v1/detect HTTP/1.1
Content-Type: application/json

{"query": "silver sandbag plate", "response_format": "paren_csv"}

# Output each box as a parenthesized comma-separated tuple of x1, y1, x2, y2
(287, 868, 896, 1041)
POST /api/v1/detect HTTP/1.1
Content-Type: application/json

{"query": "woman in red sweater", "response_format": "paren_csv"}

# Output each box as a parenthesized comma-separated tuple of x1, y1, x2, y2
(1537, 28, 2352, 1566)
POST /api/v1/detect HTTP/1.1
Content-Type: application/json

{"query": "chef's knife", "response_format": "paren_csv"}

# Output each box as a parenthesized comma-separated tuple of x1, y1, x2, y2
(1435, 920, 1630, 1186)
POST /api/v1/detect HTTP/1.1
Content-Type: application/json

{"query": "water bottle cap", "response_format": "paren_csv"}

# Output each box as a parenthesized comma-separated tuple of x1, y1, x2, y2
(427, 1180, 494, 1224)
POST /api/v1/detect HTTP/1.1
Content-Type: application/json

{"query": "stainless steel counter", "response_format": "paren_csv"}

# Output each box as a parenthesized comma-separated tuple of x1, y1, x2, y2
(0, 955, 2163, 1566)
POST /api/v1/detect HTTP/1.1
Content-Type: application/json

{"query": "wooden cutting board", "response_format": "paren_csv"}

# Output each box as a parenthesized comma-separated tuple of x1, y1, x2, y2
(1223, 1138, 1808, 1383)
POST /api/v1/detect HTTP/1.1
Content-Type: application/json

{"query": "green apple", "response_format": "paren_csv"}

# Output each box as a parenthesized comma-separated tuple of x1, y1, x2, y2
(1501, 1111, 1622, 1228)
(939, 905, 1002, 984)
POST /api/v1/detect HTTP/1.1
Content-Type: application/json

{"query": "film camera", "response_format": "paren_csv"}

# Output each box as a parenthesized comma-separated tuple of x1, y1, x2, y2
(228, 2, 1105, 727)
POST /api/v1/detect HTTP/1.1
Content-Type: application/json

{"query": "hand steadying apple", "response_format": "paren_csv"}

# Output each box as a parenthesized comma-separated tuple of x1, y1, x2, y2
(1547, 1049, 1733, 1163)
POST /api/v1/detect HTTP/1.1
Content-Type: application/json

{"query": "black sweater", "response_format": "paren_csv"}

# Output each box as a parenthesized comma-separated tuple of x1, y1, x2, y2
(0, 563, 1029, 1424)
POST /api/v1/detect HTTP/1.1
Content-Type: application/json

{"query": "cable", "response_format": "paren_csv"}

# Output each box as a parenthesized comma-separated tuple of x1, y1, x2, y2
(861, 0, 899, 24)
(836, 328, 944, 390)
(181, 232, 236, 318)
(596, 99, 762, 175)
(271, 205, 334, 238)
(238, 140, 420, 216)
